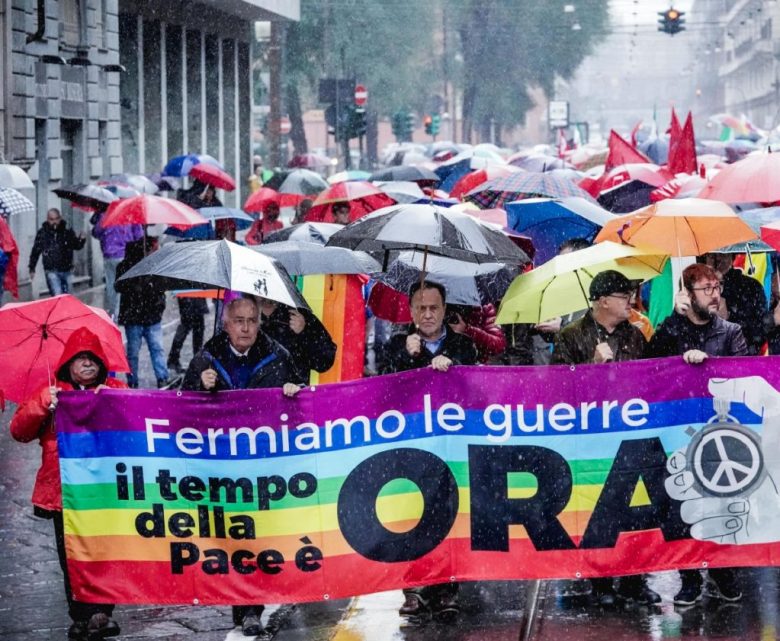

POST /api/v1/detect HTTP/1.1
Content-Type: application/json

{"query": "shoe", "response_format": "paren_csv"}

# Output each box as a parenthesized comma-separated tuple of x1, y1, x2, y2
(621, 584, 661, 605)
(399, 593, 429, 618)
(156, 378, 170, 389)
(432, 593, 459, 622)
(85, 613, 120, 640)
(68, 621, 88, 641)
(708, 577, 742, 602)
(674, 583, 702, 606)
(593, 590, 616, 607)
(241, 613, 264, 636)
(167, 361, 184, 375)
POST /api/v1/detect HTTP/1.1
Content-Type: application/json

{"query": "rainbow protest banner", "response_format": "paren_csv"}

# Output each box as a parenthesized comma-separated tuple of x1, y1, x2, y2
(57, 357, 780, 605)
(297, 273, 365, 384)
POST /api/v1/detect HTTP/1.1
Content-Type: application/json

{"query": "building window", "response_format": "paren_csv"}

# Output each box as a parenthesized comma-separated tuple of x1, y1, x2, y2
(60, 0, 81, 47)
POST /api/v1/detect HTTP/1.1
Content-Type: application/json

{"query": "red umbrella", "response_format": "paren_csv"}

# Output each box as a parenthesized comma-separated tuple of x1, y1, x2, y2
(598, 163, 672, 192)
(698, 153, 780, 204)
(101, 195, 207, 227)
(0, 295, 129, 402)
(288, 153, 331, 169)
(367, 282, 413, 324)
(450, 166, 522, 199)
(760, 221, 780, 252)
(306, 181, 396, 223)
(189, 163, 236, 191)
(243, 187, 303, 214)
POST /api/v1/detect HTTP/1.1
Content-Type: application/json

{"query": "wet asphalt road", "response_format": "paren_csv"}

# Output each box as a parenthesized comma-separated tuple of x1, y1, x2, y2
(2, 286, 780, 640)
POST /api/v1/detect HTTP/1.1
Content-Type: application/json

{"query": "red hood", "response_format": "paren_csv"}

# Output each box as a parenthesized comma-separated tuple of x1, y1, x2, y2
(55, 327, 109, 384)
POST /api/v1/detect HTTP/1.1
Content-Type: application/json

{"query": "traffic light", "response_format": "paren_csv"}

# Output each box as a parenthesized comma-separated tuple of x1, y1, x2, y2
(430, 114, 440, 137)
(658, 7, 685, 35)
(391, 109, 414, 142)
(424, 114, 433, 135)
(350, 108, 367, 138)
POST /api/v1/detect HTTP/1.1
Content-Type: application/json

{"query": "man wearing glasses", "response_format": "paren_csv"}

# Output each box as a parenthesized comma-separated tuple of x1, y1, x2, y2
(647, 263, 747, 364)
(552, 270, 646, 367)
(552, 269, 659, 606)
(646, 262, 747, 606)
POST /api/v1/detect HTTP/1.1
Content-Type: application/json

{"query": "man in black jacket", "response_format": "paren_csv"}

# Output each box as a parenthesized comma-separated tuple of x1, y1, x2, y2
(647, 263, 746, 605)
(258, 298, 336, 382)
(182, 295, 302, 637)
(115, 237, 169, 388)
(384, 280, 476, 622)
(29, 208, 86, 296)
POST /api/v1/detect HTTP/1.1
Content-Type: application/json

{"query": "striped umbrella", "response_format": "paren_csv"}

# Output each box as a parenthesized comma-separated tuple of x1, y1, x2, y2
(464, 172, 597, 209)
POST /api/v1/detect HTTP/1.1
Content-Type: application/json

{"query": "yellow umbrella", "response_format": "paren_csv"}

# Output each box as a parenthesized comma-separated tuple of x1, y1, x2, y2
(496, 241, 668, 324)
(594, 198, 758, 257)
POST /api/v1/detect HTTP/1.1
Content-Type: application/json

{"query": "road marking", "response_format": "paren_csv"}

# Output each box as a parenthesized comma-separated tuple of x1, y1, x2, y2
(330, 591, 406, 641)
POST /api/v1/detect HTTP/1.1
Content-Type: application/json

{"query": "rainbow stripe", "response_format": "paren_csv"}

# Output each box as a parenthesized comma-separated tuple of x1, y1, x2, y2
(298, 274, 365, 384)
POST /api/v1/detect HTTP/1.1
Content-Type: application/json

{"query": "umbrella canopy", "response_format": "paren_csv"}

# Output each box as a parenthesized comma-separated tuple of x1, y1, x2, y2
(99, 174, 159, 195)
(450, 165, 522, 199)
(0, 295, 129, 403)
(326, 203, 530, 264)
(464, 172, 597, 209)
(0, 164, 33, 190)
(243, 187, 302, 214)
(263, 222, 343, 246)
(198, 206, 254, 223)
(496, 241, 668, 325)
(0, 187, 35, 218)
(759, 220, 780, 253)
(697, 153, 780, 203)
(650, 174, 708, 202)
(600, 164, 672, 191)
(53, 184, 118, 211)
(373, 250, 520, 308)
(288, 153, 331, 169)
(597, 181, 657, 214)
(328, 170, 371, 184)
(376, 181, 426, 204)
(117, 239, 309, 309)
(306, 181, 396, 223)
(101, 195, 207, 227)
(434, 151, 502, 192)
(509, 154, 572, 172)
(595, 198, 758, 257)
(263, 169, 328, 196)
(189, 163, 236, 191)
(253, 240, 380, 275)
(162, 153, 223, 177)
(505, 197, 616, 264)
(369, 165, 440, 185)
(102, 183, 141, 199)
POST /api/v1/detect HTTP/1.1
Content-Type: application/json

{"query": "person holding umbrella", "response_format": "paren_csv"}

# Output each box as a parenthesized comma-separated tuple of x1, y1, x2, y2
(551, 270, 661, 607)
(245, 201, 283, 244)
(181, 295, 303, 637)
(383, 280, 477, 622)
(10, 327, 127, 641)
(29, 208, 86, 296)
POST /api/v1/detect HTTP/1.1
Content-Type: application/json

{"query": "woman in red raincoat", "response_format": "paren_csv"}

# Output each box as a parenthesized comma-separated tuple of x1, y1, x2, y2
(11, 327, 127, 640)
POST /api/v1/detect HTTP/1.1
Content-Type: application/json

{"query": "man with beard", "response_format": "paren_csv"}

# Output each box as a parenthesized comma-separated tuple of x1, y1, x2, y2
(646, 263, 746, 604)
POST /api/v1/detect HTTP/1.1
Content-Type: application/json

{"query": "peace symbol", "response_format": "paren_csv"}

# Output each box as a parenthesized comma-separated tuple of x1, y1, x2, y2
(690, 424, 764, 497)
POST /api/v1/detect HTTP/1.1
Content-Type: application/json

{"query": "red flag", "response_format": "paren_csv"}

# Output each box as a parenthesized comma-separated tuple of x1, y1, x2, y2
(668, 113, 697, 175)
(630, 120, 643, 148)
(667, 108, 682, 167)
(604, 130, 651, 172)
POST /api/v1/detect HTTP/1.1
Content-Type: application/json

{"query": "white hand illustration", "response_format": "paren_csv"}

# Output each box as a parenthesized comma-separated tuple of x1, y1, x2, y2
(665, 376, 780, 545)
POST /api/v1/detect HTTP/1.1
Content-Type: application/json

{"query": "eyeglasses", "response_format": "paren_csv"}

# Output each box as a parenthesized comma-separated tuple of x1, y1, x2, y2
(689, 283, 723, 296)
(606, 292, 636, 303)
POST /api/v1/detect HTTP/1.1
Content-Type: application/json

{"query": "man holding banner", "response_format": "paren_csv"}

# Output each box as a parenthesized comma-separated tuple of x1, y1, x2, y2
(385, 280, 477, 621)
(552, 270, 660, 606)
(182, 295, 303, 635)
(647, 263, 747, 605)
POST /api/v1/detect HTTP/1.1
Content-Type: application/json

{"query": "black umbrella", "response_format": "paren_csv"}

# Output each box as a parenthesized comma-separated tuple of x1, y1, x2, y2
(374, 250, 520, 307)
(262, 169, 328, 196)
(263, 222, 343, 246)
(53, 184, 118, 210)
(117, 239, 309, 309)
(597, 181, 656, 214)
(369, 165, 440, 185)
(253, 241, 380, 275)
(326, 203, 530, 265)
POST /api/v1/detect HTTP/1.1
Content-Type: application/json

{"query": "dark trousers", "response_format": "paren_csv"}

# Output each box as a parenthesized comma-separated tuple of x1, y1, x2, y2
(53, 511, 114, 622)
(679, 567, 736, 591)
(168, 299, 205, 365)
(232, 605, 264, 625)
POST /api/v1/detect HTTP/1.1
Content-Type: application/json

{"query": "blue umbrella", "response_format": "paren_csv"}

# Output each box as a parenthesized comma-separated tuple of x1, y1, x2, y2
(434, 150, 500, 193)
(505, 197, 615, 264)
(639, 137, 669, 164)
(199, 206, 254, 230)
(163, 153, 224, 177)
